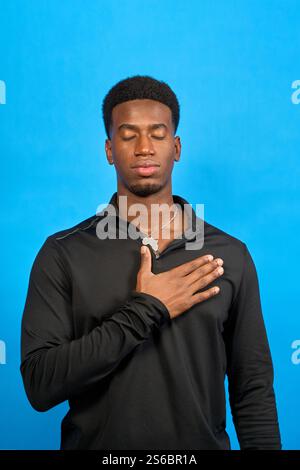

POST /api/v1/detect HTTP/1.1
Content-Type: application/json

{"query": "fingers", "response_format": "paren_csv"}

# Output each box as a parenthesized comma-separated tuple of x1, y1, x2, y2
(175, 254, 215, 277)
(190, 286, 221, 306)
(139, 245, 152, 273)
(187, 258, 223, 286)
(190, 263, 224, 294)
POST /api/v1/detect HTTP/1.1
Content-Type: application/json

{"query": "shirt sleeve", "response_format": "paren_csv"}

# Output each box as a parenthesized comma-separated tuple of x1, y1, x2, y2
(223, 243, 282, 450)
(20, 237, 170, 412)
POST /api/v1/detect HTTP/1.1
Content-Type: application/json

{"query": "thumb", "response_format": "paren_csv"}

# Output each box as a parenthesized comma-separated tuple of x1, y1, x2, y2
(139, 245, 152, 273)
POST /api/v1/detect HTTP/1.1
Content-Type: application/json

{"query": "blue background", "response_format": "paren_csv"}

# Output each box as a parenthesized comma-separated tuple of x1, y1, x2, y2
(0, 0, 299, 450)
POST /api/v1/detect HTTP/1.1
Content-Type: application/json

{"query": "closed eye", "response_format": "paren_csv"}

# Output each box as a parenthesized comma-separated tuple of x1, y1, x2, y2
(122, 135, 165, 141)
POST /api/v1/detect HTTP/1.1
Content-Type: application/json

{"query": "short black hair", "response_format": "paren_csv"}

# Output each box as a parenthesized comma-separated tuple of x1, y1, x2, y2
(102, 75, 180, 139)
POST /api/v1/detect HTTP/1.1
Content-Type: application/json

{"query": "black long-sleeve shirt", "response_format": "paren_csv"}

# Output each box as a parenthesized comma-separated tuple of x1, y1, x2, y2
(20, 191, 282, 450)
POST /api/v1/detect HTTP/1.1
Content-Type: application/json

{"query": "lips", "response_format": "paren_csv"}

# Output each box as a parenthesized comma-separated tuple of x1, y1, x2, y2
(133, 166, 159, 176)
(132, 161, 160, 177)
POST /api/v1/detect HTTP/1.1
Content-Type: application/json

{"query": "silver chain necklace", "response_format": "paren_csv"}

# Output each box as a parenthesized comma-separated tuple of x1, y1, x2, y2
(140, 205, 179, 254)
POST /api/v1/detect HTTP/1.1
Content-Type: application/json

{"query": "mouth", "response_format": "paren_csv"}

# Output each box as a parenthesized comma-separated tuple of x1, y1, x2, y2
(132, 166, 159, 177)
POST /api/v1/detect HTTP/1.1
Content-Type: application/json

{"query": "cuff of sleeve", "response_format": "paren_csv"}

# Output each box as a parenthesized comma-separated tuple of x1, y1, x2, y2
(130, 290, 171, 325)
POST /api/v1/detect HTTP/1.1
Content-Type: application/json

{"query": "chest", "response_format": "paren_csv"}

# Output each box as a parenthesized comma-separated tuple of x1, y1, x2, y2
(69, 240, 233, 339)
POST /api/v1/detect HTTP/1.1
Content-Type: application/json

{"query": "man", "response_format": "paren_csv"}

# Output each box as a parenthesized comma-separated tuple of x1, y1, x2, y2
(20, 75, 282, 450)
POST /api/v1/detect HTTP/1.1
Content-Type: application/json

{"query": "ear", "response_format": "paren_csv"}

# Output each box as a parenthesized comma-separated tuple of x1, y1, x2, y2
(174, 135, 181, 162)
(105, 138, 114, 165)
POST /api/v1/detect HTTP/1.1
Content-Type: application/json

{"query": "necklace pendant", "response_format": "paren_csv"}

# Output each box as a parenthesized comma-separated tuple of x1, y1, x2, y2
(142, 236, 159, 252)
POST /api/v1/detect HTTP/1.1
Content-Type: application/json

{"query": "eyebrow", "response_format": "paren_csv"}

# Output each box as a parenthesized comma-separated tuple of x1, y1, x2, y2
(118, 123, 168, 132)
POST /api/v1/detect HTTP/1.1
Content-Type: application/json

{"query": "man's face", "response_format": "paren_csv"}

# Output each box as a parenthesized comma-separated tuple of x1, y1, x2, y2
(105, 99, 181, 197)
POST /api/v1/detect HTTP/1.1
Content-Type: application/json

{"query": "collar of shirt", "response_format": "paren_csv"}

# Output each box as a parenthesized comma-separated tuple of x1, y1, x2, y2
(97, 191, 204, 259)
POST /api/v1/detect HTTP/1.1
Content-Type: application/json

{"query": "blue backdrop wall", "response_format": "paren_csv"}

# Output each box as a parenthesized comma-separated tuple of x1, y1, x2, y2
(0, 0, 299, 450)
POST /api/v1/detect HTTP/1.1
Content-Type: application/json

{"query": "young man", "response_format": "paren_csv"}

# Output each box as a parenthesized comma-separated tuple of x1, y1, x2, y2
(20, 75, 282, 450)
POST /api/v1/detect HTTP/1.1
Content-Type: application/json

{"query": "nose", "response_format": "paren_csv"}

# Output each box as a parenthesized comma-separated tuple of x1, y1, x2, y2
(134, 134, 155, 156)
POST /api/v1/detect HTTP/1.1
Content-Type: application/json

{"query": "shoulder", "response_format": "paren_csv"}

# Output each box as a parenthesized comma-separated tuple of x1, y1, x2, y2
(47, 214, 100, 242)
(33, 213, 100, 267)
(204, 219, 247, 255)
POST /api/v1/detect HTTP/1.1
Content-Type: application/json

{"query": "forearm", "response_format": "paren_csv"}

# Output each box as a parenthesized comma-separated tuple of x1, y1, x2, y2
(20, 291, 170, 412)
(228, 368, 282, 449)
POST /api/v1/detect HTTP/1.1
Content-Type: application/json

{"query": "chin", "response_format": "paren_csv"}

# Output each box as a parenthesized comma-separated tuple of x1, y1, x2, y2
(128, 182, 163, 197)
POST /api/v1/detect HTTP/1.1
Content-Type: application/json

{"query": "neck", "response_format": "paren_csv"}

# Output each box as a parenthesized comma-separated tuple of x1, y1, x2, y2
(116, 184, 186, 238)
(118, 188, 174, 217)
